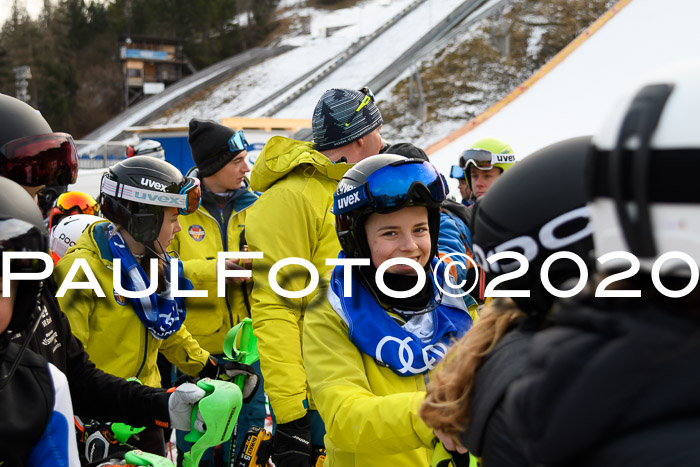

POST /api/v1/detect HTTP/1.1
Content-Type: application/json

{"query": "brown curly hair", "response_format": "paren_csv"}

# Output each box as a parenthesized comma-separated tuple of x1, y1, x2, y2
(419, 298, 525, 447)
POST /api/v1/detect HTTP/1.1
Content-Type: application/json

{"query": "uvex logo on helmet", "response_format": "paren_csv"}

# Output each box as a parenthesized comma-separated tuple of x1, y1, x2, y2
(495, 154, 516, 163)
(140, 178, 167, 192)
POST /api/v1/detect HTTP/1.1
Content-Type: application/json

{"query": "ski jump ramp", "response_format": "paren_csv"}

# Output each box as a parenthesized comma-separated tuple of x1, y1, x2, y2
(426, 0, 700, 177)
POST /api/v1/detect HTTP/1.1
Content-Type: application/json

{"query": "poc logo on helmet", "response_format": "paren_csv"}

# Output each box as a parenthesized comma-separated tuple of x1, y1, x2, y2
(140, 178, 167, 192)
(495, 154, 516, 163)
(58, 233, 76, 247)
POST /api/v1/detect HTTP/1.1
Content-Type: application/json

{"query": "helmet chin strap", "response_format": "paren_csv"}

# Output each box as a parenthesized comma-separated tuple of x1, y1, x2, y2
(0, 282, 44, 392)
(144, 238, 172, 268)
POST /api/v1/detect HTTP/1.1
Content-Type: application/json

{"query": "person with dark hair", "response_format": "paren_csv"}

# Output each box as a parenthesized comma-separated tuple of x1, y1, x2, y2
(170, 119, 267, 462)
(420, 136, 594, 466)
(0, 93, 223, 462)
(37, 183, 69, 219)
(0, 176, 80, 466)
(506, 59, 700, 467)
(245, 87, 383, 466)
(54, 156, 258, 456)
(449, 153, 473, 207)
(304, 154, 474, 466)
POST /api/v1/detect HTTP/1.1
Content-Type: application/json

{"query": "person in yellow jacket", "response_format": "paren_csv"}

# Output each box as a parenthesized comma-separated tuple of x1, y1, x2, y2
(54, 156, 247, 456)
(304, 155, 474, 466)
(170, 119, 267, 462)
(245, 87, 384, 466)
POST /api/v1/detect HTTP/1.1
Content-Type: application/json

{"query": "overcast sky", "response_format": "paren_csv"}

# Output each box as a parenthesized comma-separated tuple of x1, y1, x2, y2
(1, 0, 51, 26)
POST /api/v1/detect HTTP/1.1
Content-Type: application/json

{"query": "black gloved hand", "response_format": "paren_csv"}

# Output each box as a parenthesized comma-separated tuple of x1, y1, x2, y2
(272, 412, 312, 467)
(198, 356, 221, 380)
(198, 357, 260, 403)
(222, 361, 260, 403)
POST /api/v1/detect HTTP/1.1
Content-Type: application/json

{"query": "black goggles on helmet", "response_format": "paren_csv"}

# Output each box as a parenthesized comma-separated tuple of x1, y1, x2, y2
(100, 175, 202, 216)
(0, 218, 49, 278)
(334, 160, 448, 215)
(462, 148, 515, 171)
(0, 132, 78, 186)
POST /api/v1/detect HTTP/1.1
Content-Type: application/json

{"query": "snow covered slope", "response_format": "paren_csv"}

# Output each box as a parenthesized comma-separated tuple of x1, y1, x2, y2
(427, 0, 700, 181)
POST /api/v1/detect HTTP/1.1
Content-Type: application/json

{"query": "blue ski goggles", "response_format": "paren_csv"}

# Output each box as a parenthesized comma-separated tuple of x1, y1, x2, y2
(228, 130, 249, 153)
(334, 160, 448, 215)
(450, 165, 466, 179)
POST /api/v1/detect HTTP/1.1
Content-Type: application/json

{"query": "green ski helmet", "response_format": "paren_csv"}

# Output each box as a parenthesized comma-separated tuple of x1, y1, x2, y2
(460, 137, 516, 190)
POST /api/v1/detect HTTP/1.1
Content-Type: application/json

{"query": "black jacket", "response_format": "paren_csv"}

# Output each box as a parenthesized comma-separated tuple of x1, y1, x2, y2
(505, 298, 700, 466)
(461, 327, 533, 467)
(0, 337, 54, 466)
(11, 277, 171, 428)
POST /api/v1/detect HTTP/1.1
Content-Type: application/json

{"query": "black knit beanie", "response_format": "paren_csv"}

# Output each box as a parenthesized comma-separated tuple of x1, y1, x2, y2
(312, 88, 383, 151)
(188, 119, 241, 177)
(380, 142, 429, 161)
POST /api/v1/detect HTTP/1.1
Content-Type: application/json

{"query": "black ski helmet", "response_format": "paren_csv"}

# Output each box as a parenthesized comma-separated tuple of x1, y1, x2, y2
(471, 136, 594, 315)
(334, 154, 448, 261)
(0, 94, 51, 147)
(99, 156, 201, 244)
(0, 177, 49, 333)
(0, 94, 77, 187)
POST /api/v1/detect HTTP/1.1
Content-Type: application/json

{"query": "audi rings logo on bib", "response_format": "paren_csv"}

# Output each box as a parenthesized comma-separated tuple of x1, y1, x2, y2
(188, 225, 205, 241)
(375, 337, 449, 375)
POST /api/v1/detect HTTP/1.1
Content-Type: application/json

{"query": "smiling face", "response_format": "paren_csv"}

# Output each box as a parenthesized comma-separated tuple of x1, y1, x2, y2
(364, 206, 431, 274)
(155, 207, 181, 254)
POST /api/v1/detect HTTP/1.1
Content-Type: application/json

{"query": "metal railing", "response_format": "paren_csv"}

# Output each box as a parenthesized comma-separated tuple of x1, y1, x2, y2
(75, 140, 130, 169)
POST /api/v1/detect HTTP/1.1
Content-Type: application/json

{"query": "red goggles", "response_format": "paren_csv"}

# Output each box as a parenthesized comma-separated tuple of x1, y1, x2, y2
(0, 132, 78, 187)
(48, 192, 99, 230)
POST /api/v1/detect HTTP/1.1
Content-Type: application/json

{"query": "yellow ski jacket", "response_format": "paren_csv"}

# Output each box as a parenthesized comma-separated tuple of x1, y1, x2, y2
(303, 293, 435, 466)
(245, 136, 351, 424)
(54, 221, 210, 388)
(171, 183, 259, 354)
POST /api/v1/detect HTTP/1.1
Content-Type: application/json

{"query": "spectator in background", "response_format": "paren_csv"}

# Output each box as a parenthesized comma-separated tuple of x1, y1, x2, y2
(449, 154, 473, 207)
(461, 138, 517, 199)
(46, 190, 99, 231)
(170, 119, 269, 463)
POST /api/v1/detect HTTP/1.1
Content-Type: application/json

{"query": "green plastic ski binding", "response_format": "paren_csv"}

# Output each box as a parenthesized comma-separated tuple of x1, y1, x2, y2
(224, 317, 258, 365)
(182, 378, 242, 467)
(124, 449, 175, 466)
(113, 377, 146, 443)
(223, 317, 259, 389)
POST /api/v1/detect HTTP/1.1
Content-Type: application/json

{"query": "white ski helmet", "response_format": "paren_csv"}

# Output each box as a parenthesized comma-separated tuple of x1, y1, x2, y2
(132, 139, 165, 160)
(50, 214, 103, 264)
(588, 58, 700, 277)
